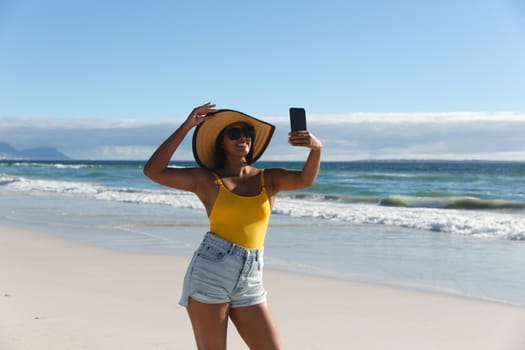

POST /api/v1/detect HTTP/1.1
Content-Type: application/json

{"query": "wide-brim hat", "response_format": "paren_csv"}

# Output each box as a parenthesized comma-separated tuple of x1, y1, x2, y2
(192, 109, 275, 169)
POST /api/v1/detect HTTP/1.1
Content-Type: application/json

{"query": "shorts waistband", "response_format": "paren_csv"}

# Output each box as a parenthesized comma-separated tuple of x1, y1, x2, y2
(204, 232, 263, 259)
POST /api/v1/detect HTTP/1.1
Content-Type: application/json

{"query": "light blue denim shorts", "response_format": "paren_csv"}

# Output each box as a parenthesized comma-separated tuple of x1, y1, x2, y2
(179, 232, 267, 308)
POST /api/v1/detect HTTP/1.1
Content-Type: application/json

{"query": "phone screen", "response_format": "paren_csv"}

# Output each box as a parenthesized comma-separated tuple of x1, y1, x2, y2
(289, 107, 307, 131)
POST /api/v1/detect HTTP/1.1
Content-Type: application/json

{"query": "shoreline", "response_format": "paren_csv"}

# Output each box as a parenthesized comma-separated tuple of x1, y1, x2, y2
(4, 209, 524, 307)
(2, 224, 525, 349)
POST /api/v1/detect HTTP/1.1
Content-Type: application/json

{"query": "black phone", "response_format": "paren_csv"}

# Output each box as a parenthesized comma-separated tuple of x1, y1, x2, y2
(289, 107, 307, 132)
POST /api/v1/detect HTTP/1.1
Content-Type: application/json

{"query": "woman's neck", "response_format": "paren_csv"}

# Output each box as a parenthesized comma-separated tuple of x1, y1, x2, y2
(218, 162, 253, 178)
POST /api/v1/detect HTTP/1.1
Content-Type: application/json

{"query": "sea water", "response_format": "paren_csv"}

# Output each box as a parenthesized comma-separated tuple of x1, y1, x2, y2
(1, 160, 524, 305)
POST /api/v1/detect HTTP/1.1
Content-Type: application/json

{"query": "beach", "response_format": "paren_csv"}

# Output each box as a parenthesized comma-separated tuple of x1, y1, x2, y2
(2, 224, 524, 350)
(3, 0, 525, 346)
(2, 160, 525, 307)
(1, 160, 525, 348)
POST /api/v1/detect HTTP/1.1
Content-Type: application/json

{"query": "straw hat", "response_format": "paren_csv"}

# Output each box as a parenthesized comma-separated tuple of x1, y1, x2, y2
(192, 109, 275, 169)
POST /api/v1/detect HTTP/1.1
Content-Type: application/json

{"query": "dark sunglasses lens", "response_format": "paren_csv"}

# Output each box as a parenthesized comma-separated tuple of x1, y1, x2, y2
(242, 127, 255, 138)
(225, 127, 255, 140)
(226, 128, 242, 140)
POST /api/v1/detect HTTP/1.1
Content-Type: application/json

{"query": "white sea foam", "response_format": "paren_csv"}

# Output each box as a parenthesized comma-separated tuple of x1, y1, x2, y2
(273, 197, 525, 240)
(0, 174, 204, 210)
(2, 174, 524, 240)
(10, 162, 98, 169)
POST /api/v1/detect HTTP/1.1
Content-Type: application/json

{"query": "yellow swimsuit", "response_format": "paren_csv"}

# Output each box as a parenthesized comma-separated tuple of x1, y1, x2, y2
(209, 171, 271, 249)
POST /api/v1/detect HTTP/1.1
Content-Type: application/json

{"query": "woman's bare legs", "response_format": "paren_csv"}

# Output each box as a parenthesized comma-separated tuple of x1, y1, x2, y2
(187, 299, 281, 350)
(229, 302, 281, 350)
(186, 298, 230, 350)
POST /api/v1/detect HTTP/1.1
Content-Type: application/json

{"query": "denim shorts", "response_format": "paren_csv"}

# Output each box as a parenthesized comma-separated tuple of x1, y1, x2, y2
(179, 232, 267, 308)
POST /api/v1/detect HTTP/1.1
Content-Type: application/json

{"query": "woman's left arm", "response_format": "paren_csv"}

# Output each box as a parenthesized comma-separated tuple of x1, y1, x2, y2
(267, 131, 322, 194)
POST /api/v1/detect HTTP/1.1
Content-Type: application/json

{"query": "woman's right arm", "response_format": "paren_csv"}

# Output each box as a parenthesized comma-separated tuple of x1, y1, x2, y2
(143, 102, 217, 192)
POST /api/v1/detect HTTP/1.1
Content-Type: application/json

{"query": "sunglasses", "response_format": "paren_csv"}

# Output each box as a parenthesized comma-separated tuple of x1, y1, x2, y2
(224, 126, 255, 140)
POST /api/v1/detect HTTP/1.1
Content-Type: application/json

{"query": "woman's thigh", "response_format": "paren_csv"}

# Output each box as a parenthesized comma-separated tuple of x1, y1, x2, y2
(229, 302, 281, 350)
(187, 298, 230, 350)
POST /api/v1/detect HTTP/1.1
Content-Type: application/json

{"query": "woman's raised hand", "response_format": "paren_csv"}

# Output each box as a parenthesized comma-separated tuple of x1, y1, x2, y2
(185, 102, 218, 127)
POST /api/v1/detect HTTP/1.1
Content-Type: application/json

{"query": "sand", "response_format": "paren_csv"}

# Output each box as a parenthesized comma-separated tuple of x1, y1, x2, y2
(1, 224, 524, 350)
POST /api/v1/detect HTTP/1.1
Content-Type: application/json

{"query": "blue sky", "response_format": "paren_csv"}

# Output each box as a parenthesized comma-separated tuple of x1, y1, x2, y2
(1, 0, 525, 160)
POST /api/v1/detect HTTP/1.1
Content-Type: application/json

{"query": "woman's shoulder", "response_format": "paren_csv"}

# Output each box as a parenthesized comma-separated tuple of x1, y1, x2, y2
(184, 166, 214, 176)
(183, 167, 217, 184)
(261, 167, 292, 185)
(263, 167, 289, 176)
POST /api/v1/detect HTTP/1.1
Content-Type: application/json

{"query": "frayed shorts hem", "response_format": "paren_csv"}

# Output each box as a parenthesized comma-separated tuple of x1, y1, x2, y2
(179, 293, 267, 309)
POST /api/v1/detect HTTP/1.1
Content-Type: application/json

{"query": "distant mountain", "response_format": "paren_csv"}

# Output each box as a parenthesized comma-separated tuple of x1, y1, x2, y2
(0, 142, 18, 155)
(0, 142, 72, 160)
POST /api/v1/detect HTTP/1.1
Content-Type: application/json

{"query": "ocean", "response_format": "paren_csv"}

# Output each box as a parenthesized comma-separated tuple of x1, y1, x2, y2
(1, 160, 524, 305)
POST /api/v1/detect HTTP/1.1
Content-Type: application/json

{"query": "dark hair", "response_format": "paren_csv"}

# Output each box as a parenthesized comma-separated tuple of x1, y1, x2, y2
(213, 125, 255, 170)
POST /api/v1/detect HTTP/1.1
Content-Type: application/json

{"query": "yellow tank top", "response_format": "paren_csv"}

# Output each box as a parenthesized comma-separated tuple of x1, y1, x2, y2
(209, 171, 271, 249)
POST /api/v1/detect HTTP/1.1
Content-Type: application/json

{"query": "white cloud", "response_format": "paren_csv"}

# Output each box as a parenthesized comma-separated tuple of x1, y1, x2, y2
(101, 146, 154, 159)
(301, 111, 525, 124)
(0, 117, 170, 129)
(0, 112, 524, 161)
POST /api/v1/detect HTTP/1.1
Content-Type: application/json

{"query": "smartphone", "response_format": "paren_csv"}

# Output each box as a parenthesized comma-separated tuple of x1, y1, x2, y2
(289, 107, 307, 132)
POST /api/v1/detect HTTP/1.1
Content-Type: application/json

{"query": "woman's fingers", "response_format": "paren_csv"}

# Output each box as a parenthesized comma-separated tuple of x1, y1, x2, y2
(193, 102, 217, 116)
(187, 102, 218, 125)
(288, 131, 322, 149)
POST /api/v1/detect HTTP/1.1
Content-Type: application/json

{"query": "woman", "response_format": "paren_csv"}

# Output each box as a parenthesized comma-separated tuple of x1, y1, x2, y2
(144, 102, 322, 350)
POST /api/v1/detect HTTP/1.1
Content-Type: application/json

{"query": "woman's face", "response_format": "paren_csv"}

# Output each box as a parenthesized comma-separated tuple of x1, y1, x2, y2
(221, 122, 254, 157)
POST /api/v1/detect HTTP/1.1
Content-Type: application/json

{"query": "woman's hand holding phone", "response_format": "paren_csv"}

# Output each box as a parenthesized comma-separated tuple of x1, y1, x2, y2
(288, 107, 322, 150)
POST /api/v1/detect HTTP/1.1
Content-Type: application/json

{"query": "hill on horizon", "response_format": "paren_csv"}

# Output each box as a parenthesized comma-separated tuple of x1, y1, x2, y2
(0, 142, 72, 160)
